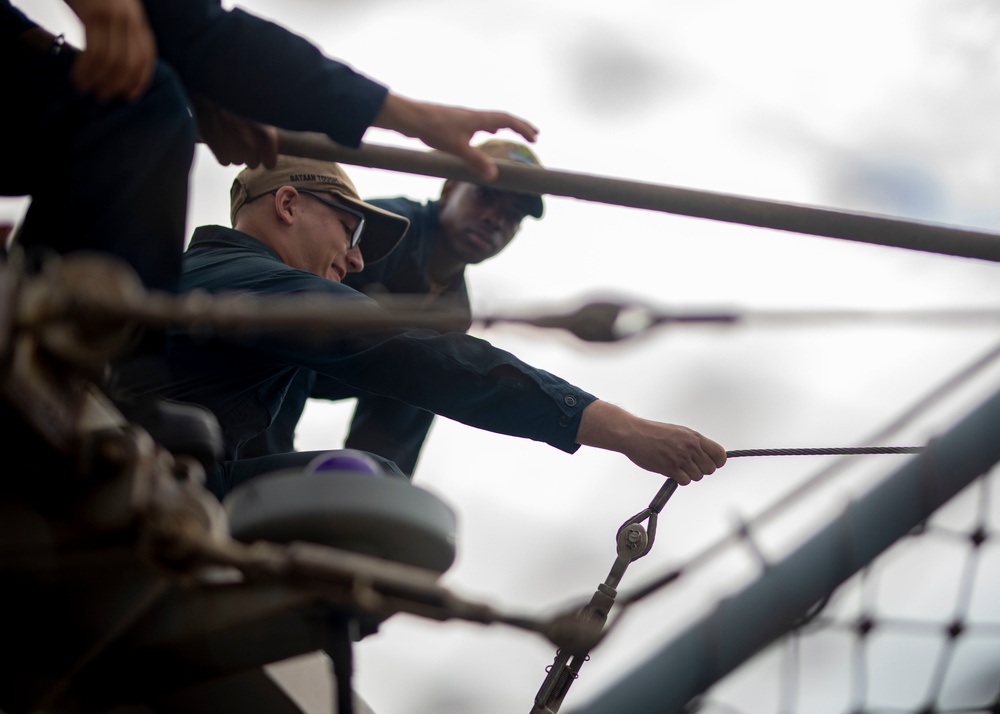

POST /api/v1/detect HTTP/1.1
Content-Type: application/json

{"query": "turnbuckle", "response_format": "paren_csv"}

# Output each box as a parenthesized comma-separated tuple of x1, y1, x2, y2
(529, 479, 679, 713)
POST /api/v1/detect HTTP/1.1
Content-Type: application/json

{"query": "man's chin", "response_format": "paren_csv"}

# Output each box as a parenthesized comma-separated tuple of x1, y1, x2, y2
(459, 241, 495, 263)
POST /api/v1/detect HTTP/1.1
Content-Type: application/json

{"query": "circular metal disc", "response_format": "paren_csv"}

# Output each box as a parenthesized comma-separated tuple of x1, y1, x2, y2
(224, 467, 457, 574)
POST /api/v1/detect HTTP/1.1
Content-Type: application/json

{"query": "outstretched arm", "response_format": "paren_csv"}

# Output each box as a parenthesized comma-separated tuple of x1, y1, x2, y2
(63, 0, 157, 101)
(372, 93, 539, 181)
(191, 91, 536, 175)
(102, 0, 537, 175)
(576, 400, 727, 485)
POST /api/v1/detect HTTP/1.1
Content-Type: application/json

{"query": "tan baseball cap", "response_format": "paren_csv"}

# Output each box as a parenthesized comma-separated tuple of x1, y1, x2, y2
(231, 156, 410, 264)
(476, 139, 544, 219)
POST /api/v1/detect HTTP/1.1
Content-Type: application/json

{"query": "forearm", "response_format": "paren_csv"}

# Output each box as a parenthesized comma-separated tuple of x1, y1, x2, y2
(304, 330, 595, 454)
(576, 399, 634, 452)
(370, 93, 427, 139)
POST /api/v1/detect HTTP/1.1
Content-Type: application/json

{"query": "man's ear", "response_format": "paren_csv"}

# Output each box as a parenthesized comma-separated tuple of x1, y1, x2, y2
(274, 186, 299, 226)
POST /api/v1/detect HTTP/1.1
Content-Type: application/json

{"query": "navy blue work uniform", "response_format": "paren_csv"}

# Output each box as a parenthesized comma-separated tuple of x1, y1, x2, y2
(240, 198, 465, 475)
(118, 225, 595, 499)
(1, 0, 386, 292)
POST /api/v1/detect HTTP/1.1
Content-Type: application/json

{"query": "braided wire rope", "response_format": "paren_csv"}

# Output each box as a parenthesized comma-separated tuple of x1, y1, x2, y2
(582, 338, 1000, 660)
(574, 340, 1000, 714)
(726, 446, 923, 458)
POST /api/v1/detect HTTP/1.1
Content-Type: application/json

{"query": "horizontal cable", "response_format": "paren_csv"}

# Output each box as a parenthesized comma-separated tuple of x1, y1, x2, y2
(277, 132, 1000, 263)
(727, 446, 923, 458)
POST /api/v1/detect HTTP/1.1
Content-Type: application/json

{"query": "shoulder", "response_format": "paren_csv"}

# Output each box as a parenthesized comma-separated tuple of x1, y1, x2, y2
(182, 225, 361, 298)
(366, 196, 429, 220)
(365, 197, 438, 250)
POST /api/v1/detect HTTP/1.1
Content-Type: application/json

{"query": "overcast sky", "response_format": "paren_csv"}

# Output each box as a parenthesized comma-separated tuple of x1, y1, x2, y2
(8, 1, 1000, 713)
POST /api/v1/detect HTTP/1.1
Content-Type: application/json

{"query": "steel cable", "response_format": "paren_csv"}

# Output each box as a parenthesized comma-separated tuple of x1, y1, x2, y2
(726, 446, 923, 458)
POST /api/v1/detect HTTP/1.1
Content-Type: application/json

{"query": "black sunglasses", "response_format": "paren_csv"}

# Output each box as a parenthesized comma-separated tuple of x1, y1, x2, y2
(299, 190, 366, 248)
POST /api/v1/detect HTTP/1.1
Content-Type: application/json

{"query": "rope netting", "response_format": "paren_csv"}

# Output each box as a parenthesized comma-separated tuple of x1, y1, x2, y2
(571, 342, 1000, 714)
(4, 248, 997, 714)
(690, 464, 1000, 714)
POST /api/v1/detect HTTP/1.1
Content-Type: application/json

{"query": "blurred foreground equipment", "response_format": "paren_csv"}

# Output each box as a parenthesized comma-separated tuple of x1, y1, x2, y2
(0, 252, 601, 714)
(6, 251, 992, 714)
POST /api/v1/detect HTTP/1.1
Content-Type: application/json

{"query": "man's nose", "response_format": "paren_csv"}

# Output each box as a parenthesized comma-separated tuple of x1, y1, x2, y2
(481, 205, 504, 228)
(346, 247, 364, 273)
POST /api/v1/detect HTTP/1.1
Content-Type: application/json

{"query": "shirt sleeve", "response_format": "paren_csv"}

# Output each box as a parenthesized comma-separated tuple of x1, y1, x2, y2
(2, 1, 39, 36)
(142, 0, 387, 147)
(228, 272, 597, 454)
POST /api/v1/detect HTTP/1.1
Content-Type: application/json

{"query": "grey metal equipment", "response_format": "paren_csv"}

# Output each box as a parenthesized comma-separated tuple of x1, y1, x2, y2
(530, 478, 680, 714)
(5, 248, 955, 714)
(0, 253, 474, 714)
(224, 465, 457, 574)
(224, 460, 458, 714)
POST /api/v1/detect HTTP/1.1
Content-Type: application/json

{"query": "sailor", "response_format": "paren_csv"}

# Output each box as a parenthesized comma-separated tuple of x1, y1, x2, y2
(241, 139, 546, 477)
(114, 155, 728, 499)
(1, 0, 537, 294)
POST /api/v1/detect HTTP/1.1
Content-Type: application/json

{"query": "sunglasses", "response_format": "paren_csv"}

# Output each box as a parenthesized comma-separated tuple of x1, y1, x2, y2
(299, 190, 366, 249)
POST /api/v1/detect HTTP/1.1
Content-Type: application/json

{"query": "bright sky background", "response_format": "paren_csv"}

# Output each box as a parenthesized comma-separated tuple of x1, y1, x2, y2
(7, 1, 1000, 713)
